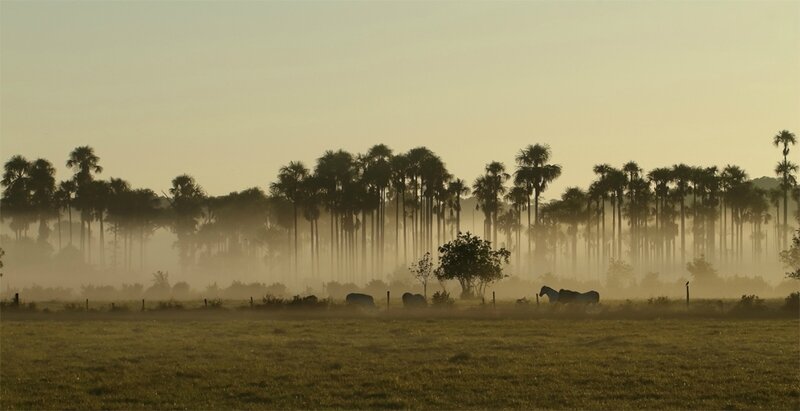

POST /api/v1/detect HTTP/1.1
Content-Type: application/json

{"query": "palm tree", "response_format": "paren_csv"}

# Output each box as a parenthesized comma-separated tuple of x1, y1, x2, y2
(557, 187, 587, 275)
(647, 167, 671, 266)
(169, 174, 205, 272)
(56, 180, 77, 248)
(390, 153, 408, 264)
(592, 164, 613, 262)
(670, 164, 692, 266)
(270, 161, 309, 276)
(314, 149, 355, 280)
(106, 178, 131, 271)
(605, 168, 627, 260)
(300, 175, 322, 278)
(364, 145, 393, 275)
(516, 144, 562, 271)
(1, 155, 33, 239)
(505, 184, 527, 269)
(130, 188, 161, 271)
(89, 180, 111, 266)
(773, 130, 797, 246)
(622, 161, 642, 262)
(720, 165, 747, 262)
(473, 162, 508, 246)
(28, 159, 57, 244)
(66, 146, 102, 261)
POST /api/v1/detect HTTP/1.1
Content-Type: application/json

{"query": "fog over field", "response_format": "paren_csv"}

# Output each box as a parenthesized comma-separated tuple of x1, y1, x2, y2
(1, 144, 798, 302)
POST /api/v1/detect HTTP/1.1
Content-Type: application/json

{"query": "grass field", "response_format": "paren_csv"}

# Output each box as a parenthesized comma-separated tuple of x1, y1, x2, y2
(1, 309, 798, 410)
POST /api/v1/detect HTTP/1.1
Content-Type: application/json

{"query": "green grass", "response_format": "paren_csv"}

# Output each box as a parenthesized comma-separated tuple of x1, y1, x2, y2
(2, 312, 798, 410)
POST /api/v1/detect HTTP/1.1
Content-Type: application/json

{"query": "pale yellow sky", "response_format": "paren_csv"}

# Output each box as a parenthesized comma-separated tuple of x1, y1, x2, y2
(1, 1, 798, 198)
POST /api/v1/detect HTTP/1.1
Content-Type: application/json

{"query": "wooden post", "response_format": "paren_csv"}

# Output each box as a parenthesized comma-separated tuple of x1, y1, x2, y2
(204, 298, 208, 308)
(111, 302, 115, 310)
(536, 294, 540, 307)
(13, 293, 19, 307)
(142, 299, 145, 311)
(250, 296, 254, 307)
(492, 291, 496, 309)
(387, 291, 390, 310)
(85, 298, 89, 311)
(685, 281, 690, 307)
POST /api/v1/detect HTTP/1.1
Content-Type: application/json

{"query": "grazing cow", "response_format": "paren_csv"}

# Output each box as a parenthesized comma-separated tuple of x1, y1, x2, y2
(539, 286, 560, 303)
(557, 288, 600, 304)
(346, 293, 375, 307)
(402, 292, 427, 308)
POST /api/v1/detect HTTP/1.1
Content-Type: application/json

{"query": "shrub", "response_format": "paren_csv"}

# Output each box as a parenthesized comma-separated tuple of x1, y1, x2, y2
(783, 292, 799, 312)
(431, 291, 454, 308)
(647, 296, 671, 306)
(687, 255, 718, 284)
(260, 295, 286, 309)
(155, 300, 184, 310)
(733, 295, 765, 312)
(287, 295, 326, 309)
(172, 282, 192, 299)
(110, 303, 129, 312)
(63, 302, 84, 312)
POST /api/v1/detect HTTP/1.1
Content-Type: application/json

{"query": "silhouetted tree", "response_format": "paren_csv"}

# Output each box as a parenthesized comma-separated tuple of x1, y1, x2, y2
(773, 130, 797, 246)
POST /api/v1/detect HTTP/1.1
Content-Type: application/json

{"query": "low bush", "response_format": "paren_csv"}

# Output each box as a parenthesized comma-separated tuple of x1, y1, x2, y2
(63, 302, 85, 312)
(647, 296, 671, 306)
(733, 295, 766, 313)
(154, 300, 184, 311)
(431, 291, 454, 308)
(110, 303, 130, 312)
(783, 292, 799, 312)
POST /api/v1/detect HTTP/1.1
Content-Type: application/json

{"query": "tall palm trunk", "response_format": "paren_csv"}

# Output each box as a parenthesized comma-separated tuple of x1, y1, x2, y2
(395, 191, 399, 266)
(57, 212, 62, 251)
(402, 191, 407, 263)
(680, 196, 686, 266)
(98, 215, 105, 267)
(68, 206, 73, 247)
(293, 204, 298, 276)
(527, 194, 532, 264)
(616, 192, 622, 260)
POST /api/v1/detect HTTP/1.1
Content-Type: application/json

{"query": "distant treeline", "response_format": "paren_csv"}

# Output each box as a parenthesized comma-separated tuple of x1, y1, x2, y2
(1, 130, 798, 287)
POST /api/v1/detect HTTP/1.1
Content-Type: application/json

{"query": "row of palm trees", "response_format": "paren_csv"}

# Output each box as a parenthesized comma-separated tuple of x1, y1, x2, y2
(1, 130, 797, 286)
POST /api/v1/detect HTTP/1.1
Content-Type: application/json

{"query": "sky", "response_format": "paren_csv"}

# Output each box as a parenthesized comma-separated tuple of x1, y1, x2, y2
(1, 1, 798, 199)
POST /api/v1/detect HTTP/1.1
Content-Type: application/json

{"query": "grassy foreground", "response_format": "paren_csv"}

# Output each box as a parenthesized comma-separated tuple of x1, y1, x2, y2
(1, 316, 798, 410)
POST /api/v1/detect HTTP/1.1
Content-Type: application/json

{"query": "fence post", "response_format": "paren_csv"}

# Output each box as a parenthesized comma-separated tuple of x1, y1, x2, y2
(250, 296, 254, 307)
(492, 291, 496, 309)
(536, 294, 540, 307)
(142, 299, 145, 311)
(204, 298, 208, 308)
(685, 281, 690, 308)
(13, 293, 19, 307)
(85, 298, 89, 311)
(387, 291, 390, 310)
(111, 302, 115, 311)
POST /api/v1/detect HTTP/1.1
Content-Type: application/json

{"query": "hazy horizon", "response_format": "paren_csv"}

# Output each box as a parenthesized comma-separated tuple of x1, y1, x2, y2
(2, 1, 799, 196)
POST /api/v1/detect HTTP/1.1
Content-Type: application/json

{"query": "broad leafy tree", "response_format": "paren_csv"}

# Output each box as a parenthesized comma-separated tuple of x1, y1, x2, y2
(434, 232, 510, 298)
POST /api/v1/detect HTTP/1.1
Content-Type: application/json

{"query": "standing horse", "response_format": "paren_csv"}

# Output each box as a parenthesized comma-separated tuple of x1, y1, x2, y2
(558, 288, 600, 304)
(538, 286, 560, 303)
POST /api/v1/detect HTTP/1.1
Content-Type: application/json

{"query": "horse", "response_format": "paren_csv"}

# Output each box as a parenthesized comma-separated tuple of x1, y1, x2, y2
(345, 293, 375, 307)
(538, 286, 560, 303)
(557, 288, 600, 304)
(402, 292, 427, 308)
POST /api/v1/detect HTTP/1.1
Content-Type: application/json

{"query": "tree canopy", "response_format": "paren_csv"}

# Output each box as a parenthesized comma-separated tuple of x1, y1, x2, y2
(434, 232, 510, 299)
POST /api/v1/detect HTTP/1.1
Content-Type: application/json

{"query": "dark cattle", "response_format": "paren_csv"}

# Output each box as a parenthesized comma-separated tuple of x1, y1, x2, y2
(402, 292, 427, 308)
(346, 293, 375, 307)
